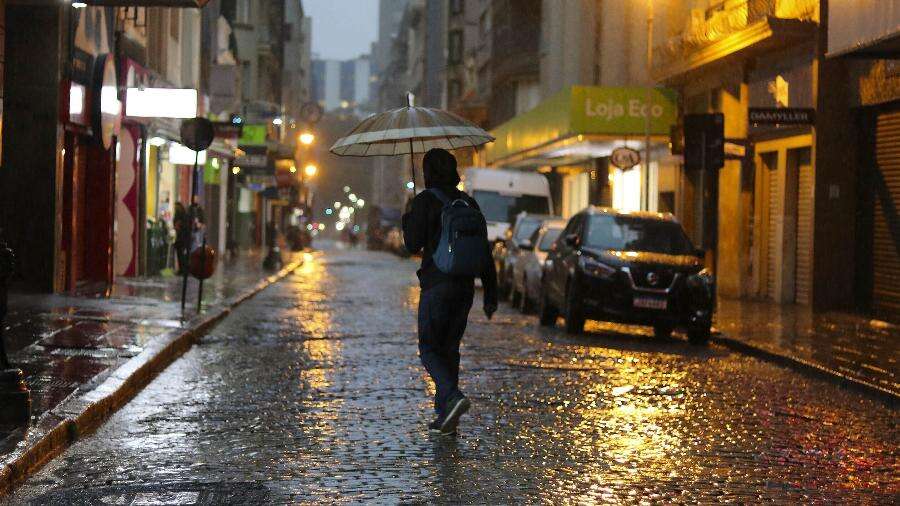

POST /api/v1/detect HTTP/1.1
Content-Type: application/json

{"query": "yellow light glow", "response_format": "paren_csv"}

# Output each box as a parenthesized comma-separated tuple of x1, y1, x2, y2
(232, 166, 241, 175)
(299, 132, 315, 145)
(289, 165, 297, 173)
(304, 164, 318, 177)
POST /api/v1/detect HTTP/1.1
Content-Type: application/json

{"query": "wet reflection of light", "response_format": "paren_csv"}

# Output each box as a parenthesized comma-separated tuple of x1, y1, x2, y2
(291, 254, 342, 437)
(405, 285, 420, 310)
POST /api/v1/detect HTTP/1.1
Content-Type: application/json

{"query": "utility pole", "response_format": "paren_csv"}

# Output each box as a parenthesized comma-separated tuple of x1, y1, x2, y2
(643, 0, 654, 211)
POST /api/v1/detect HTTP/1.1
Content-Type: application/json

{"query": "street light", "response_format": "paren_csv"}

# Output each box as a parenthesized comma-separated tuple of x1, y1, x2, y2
(304, 163, 317, 177)
(299, 132, 315, 145)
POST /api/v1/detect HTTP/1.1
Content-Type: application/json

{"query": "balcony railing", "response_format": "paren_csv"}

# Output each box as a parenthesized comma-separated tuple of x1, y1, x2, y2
(654, 0, 818, 70)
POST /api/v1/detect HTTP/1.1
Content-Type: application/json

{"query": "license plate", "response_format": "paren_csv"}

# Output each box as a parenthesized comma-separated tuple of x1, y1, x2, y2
(633, 297, 667, 310)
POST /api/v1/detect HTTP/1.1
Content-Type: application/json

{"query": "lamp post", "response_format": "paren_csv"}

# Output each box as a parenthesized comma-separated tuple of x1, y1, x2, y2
(0, 230, 30, 425)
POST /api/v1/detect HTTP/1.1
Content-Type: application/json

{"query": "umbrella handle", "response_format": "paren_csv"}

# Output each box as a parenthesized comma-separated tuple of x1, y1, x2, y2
(409, 137, 416, 192)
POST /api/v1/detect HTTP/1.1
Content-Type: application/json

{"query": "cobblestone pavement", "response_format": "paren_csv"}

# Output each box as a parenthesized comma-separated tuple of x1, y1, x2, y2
(5, 249, 898, 504)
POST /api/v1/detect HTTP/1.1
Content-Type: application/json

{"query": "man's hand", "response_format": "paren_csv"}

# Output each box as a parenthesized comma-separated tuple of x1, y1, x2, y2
(483, 301, 497, 320)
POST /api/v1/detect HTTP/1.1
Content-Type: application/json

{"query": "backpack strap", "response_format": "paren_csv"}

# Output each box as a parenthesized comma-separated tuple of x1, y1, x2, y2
(429, 188, 451, 206)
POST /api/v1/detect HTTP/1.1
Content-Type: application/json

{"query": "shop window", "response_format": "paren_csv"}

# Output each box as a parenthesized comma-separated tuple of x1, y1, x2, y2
(448, 30, 463, 65)
(448, 79, 462, 102)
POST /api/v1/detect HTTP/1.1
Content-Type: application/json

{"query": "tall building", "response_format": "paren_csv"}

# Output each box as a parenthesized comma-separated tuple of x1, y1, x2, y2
(312, 55, 372, 115)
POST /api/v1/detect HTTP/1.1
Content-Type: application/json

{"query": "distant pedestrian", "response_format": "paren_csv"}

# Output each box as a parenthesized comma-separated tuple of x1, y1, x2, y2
(402, 148, 497, 436)
(189, 195, 206, 252)
(173, 202, 189, 275)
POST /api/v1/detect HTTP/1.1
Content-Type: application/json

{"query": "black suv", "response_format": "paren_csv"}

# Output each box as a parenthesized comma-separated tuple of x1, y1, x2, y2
(538, 207, 714, 344)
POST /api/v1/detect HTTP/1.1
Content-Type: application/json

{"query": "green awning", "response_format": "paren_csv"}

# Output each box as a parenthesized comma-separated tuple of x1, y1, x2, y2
(483, 86, 677, 166)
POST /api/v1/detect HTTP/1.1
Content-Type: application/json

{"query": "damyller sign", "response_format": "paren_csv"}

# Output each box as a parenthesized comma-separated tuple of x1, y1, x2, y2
(749, 107, 816, 125)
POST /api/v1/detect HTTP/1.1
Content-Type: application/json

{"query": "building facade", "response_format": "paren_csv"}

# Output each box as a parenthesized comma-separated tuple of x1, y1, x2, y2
(0, 0, 308, 294)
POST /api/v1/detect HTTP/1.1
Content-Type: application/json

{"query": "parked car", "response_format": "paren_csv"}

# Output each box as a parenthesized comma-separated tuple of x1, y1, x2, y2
(539, 207, 714, 344)
(494, 212, 556, 299)
(463, 167, 552, 242)
(510, 219, 566, 313)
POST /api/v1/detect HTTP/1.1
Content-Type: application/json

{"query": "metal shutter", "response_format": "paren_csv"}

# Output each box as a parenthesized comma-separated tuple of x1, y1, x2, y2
(874, 111, 900, 318)
(795, 151, 813, 305)
(766, 163, 780, 301)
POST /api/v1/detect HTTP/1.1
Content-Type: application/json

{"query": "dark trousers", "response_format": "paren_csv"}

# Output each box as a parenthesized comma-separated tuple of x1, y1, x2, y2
(417, 280, 474, 418)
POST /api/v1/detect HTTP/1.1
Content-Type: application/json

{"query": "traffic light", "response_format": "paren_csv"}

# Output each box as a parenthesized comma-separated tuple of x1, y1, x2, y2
(684, 113, 724, 171)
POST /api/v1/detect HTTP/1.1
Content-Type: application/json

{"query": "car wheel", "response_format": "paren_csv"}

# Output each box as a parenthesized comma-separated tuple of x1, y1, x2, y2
(687, 324, 710, 345)
(519, 276, 532, 314)
(497, 264, 510, 301)
(653, 324, 673, 339)
(510, 282, 521, 307)
(538, 287, 557, 327)
(563, 280, 586, 335)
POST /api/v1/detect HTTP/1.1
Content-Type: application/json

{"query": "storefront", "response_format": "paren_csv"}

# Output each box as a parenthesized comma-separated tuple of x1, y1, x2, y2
(826, 1, 900, 321)
(119, 58, 195, 276)
(477, 86, 678, 218)
(59, 7, 121, 293)
(740, 48, 817, 305)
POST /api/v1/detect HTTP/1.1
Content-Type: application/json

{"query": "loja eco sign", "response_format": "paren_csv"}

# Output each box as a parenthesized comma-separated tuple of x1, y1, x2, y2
(572, 86, 677, 136)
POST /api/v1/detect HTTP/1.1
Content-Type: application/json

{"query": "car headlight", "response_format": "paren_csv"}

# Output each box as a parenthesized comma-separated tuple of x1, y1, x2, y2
(579, 256, 617, 279)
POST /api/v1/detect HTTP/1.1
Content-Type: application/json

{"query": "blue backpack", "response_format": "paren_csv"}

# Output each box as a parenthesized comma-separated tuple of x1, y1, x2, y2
(430, 188, 489, 277)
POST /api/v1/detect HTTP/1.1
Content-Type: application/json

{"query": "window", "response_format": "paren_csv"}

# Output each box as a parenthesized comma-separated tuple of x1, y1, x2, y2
(584, 216, 695, 255)
(448, 30, 463, 64)
(236, 0, 251, 23)
(539, 228, 563, 251)
(514, 218, 542, 242)
(449, 0, 464, 15)
(448, 79, 462, 102)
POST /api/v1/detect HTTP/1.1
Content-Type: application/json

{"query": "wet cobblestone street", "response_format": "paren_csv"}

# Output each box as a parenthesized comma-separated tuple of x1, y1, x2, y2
(5, 249, 898, 504)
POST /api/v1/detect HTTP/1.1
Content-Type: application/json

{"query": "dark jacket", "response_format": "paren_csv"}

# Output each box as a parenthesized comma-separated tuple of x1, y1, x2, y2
(402, 186, 498, 306)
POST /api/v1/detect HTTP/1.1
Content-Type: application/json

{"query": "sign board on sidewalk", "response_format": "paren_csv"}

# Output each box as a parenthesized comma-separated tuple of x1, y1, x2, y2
(749, 107, 815, 125)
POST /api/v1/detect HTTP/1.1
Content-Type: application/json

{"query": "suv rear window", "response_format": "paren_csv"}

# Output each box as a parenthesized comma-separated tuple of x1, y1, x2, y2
(584, 215, 694, 255)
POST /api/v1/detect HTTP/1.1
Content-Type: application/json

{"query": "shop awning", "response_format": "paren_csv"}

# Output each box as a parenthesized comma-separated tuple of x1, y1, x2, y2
(482, 86, 677, 167)
(653, 17, 816, 83)
(83, 0, 209, 6)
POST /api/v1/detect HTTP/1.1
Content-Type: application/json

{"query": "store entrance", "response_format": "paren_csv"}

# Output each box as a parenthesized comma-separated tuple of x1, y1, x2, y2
(60, 132, 115, 293)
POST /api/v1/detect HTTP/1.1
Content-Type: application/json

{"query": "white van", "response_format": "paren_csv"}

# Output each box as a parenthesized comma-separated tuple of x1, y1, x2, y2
(462, 168, 553, 241)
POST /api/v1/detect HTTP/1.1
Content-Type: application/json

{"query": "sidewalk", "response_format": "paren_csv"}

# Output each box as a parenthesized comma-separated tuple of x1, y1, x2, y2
(0, 250, 303, 466)
(713, 298, 898, 399)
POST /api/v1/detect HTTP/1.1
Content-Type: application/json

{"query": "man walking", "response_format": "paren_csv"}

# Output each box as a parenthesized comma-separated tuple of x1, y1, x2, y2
(402, 148, 497, 436)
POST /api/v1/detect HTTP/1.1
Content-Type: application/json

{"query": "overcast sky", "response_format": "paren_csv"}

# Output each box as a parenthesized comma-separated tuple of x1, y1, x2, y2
(304, 0, 379, 61)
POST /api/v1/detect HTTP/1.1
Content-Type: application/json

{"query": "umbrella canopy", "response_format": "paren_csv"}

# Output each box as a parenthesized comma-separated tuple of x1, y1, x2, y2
(329, 105, 494, 157)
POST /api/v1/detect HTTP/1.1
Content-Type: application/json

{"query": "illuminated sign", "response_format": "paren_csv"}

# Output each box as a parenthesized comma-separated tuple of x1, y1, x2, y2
(168, 142, 206, 165)
(125, 88, 198, 119)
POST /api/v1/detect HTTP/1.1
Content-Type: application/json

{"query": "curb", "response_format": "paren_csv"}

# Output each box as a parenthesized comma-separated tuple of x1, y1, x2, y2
(711, 332, 899, 405)
(0, 260, 302, 497)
